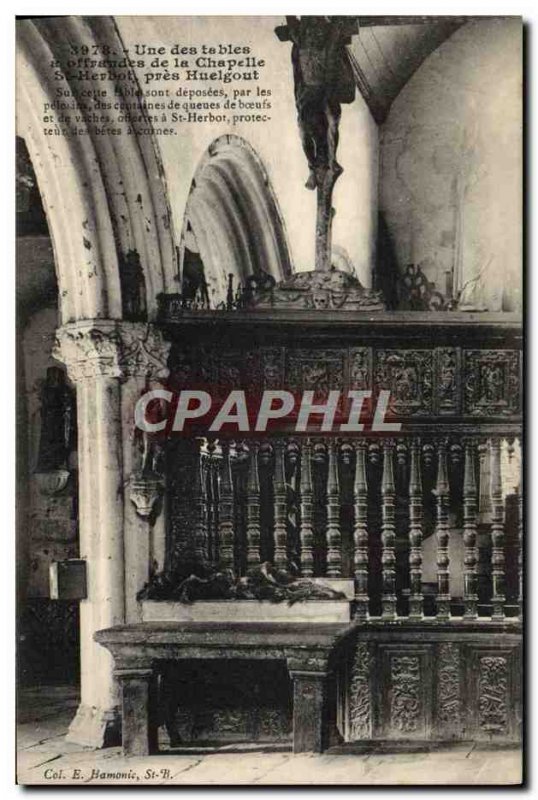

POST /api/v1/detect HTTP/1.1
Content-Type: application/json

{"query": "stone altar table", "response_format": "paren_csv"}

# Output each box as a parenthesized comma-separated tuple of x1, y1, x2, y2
(95, 621, 350, 756)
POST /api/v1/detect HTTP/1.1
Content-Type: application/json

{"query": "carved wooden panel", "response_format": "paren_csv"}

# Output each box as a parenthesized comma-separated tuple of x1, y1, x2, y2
(259, 347, 285, 388)
(478, 656, 509, 734)
(463, 645, 521, 741)
(463, 350, 521, 417)
(167, 441, 200, 567)
(168, 340, 522, 424)
(434, 347, 461, 415)
(348, 641, 373, 740)
(215, 349, 244, 387)
(349, 347, 372, 391)
(435, 642, 462, 738)
(168, 344, 198, 386)
(159, 659, 292, 744)
(286, 348, 346, 396)
(374, 350, 433, 416)
(378, 645, 433, 739)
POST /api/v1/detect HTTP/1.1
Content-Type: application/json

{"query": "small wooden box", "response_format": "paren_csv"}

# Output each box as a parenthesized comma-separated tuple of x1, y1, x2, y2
(50, 559, 87, 600)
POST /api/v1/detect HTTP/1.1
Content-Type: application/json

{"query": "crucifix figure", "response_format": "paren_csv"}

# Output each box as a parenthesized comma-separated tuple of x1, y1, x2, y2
(275, 16, 359, 270)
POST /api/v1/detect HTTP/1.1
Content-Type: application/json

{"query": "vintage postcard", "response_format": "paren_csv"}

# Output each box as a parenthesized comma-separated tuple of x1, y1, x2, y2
(16, 14, 523, 785)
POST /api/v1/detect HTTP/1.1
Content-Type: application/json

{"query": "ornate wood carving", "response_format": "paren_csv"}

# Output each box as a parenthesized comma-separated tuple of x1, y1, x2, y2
(408, 440, 423, 620)
(164, 340, 522, 426)
(463, 440, 479, 619)
(260, 347, 285, 388)
(349, 641, 372, 739)
(205, 441, 220, 566)
(353, 440, 369, 619)
(299, 440, 314, 577)
(478, 655, 509, 735)
(398, 263, 451, 311)
(375, 350, 433, 416)
(464, 350, 521, 417)
(246, 442, 261, 570)
(273, 441, 288, 571)
(244, 269, 385, 311)
(435, 441, 451, 620)
(193, 441, 209, 565)
(214, 350, 243, 387)
(218, 442, 235, 570)
(167, 441, 201, 567)
(349, 347, 372, 391)
(381, 440, 396, 620)
(435, 347, 460, 415)
(490, 439, 506, 620)
(160, 311, 521, 619)
(326, 441, 342, 577)
(437, 643, 461, 736)
(389, 655, 422, 733)
(286, 348, 345, 396)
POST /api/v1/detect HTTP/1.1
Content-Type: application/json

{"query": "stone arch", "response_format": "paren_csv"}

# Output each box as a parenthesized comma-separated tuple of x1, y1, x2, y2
(16, 16, 177, 323)
(181, 135, 293, 306)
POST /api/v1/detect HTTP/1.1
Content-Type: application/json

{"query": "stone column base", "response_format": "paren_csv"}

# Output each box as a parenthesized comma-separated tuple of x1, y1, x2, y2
(66, 703, 121, 748)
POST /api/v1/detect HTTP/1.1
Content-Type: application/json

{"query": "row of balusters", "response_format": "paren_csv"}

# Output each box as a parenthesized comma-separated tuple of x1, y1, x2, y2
(181, 436, 522, 621)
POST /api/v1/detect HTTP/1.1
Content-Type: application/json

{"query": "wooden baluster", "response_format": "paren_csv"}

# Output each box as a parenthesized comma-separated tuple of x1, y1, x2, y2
(477, 442, 492, 525)
(205, 440, 216, 565)
(353, 440, 369, 619)
(490, 438, 506, 620)
(218, 442, 235, 571)
(286, 441, 301, 573)
(273, 440, 288, 571)
(463, 439, 479, 619)
(435, 440, 451, 620)
(381, 440, 396, 620)
(326, 441, 342, 577)
(246, 442, 261, 571)
(408, 439, 423, 620)
(299, 439, 314, 577)
(211, 447, 221, 565)
(193, 439, 208, 566)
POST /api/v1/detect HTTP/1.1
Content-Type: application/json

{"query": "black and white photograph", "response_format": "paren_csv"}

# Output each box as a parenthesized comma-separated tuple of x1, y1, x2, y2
(14, 11, 523, 786)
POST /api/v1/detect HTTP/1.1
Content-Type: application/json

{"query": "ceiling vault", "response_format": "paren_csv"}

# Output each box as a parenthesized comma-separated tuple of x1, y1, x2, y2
(346, 18, 468, 123)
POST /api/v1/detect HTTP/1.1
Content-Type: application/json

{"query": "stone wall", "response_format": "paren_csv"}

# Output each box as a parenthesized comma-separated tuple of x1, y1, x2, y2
(17, 234, 80, 684)
(21, 306, 78, 597)
(380, 19, 522, 311)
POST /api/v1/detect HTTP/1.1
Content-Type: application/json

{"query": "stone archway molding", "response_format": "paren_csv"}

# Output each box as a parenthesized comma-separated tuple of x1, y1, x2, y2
(183, 134, 293, 305)
(16, 16, 177, 323)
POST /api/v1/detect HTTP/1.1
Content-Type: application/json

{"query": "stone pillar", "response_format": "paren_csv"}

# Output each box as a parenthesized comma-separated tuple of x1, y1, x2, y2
(116, 667, 158, 757)
(288, 666, 330, 753)
(54, 320, 170, 747)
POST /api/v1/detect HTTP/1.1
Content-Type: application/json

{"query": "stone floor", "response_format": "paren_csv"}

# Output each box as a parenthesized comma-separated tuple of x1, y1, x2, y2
(17, 685, 523, 786)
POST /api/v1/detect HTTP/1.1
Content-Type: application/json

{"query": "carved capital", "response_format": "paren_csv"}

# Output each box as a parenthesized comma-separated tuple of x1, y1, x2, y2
(54, 321, 170, 383)
(129, 475, 164, 519)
